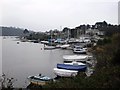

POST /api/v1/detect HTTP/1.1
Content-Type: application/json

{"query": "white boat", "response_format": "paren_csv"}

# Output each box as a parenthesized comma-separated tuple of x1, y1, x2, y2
(41, 41, 49, 44)
(44, 46, 56, 50)
(27, 74, 52, 85)
(63, 55, 89, 62)
(84, 39, 91, 43)
(73, 45, 87, 54)
(55, 44, 62, 48)
(60, 44, 70, 49)
(53, 68, 78, 77)
(64, 61, 86, 66)
(79, 36, 91, 43)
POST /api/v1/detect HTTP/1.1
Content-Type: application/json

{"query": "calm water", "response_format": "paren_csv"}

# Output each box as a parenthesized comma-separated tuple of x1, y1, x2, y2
(2, 37, 73, 88)
(0, 37, 2, 76)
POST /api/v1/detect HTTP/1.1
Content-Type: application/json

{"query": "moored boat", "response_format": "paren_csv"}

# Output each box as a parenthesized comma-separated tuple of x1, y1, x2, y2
(41, 41, 49, 44)
(44, 46, 56, 50)
(63, 55, 89, 63)
(53, 68, 78, 77)
(64, 61, 86, 66)
(27, 74, 52, 85)
(57, 63, 87, 71)
(60, 44, 70, 49)
(73, 45, 87, 54)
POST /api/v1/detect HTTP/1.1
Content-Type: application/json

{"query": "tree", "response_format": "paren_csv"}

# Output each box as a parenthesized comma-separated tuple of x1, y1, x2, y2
(23, 29, 29, 34)
(23, 29, 29, 39)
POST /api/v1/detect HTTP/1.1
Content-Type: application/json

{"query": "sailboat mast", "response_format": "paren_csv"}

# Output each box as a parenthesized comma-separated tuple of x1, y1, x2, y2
(51, 30, 52, 46)
(68, 29, 69, 40)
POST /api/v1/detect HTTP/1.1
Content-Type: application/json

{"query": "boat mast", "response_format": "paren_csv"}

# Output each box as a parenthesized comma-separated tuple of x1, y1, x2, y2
(51, 30, 52, 46)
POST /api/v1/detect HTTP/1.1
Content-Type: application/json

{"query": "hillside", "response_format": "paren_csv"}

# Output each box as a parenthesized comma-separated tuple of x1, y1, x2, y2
(0, 26, 28, 36)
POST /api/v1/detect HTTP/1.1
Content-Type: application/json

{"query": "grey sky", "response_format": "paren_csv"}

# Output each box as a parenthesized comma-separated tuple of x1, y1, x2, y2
(1, 0, 119, 32)
(118, 1, 120, 24)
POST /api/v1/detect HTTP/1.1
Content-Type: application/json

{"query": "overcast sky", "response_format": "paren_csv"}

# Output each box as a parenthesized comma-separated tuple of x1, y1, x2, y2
(0, 0, 119, 32)
(118, 1, 120, 24)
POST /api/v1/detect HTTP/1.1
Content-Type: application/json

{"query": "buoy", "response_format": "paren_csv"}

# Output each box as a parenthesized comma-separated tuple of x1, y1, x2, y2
(17, 42, 19, 44)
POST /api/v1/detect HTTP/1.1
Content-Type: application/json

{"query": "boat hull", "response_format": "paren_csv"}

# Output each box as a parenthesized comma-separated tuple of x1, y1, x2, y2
(73, 50, 87, 54)
(73, 48, 87, 54)
(60, 44, 70, 49)
(44, 46, 56, 50)
(57, 64, 87, 71)
(27, 75, 52, 85)
(54, 68, 78, 77)
(30, 79, 46, 85)
(63, 55, 89, 62)
(64, 61, 86, 66)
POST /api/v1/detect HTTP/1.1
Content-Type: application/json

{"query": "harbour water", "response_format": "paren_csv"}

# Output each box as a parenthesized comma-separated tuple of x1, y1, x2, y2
(0, 37, 2, 78)
(2, 37, 73, 88)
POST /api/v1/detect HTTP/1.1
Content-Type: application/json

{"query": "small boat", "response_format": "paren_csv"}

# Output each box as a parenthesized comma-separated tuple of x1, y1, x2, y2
(64, 61, 86, 66)
(44, 46, 56, 50)
(41, 41, 49, 44)
(57, 63, 87, 71)
(53, 68, 78, 77)
(63, 55, 89, 63)
(60, 44, 70, 49)
(27, 74, 52, 85)
(73, 45, 87, 54)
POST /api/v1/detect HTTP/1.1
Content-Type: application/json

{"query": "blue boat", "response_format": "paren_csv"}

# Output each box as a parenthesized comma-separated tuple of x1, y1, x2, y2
(57, 64, 87, 71)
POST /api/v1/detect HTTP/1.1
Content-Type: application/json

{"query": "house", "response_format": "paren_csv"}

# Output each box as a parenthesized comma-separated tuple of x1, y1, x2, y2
(86, 29, 104, 36)
(95, 21, 107, 29)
